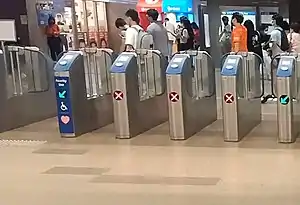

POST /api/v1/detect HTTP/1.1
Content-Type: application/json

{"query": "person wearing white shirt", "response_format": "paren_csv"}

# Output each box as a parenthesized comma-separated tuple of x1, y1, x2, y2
(124, 9, 144, 51)
(164, 18, 176, 57)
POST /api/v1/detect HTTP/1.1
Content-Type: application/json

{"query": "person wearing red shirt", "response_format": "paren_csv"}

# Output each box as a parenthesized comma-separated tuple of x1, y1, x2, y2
(45, 16, 62, 61)
(231, 12, 248, 52)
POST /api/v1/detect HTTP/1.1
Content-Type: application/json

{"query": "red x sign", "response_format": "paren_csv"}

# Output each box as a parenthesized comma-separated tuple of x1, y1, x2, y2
(224, 93, 234, 104)
(169, 91, 179, 102)
(113, 90, 124, 100)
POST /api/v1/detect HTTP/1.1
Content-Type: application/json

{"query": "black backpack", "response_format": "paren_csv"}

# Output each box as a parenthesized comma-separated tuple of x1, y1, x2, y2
(276, 28, 290, 52)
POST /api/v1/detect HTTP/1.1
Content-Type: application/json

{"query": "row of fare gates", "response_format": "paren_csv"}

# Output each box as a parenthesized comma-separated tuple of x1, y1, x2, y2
(1, 46, 300, 143)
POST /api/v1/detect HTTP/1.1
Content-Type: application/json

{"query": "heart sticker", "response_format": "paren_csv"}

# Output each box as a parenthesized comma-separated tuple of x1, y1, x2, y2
(61, 115, 70, 124)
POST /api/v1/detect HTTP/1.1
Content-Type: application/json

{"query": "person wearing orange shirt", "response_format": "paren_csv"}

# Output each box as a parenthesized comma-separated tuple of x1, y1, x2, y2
(231, 12, 248, 52)
(45, 16, 62, 61)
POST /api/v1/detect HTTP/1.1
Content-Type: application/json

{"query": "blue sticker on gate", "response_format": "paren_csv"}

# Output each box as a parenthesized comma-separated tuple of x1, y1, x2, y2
(54, 76, 74, 134)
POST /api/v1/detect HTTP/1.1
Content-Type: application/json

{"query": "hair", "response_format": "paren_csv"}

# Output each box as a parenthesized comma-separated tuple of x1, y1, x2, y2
(244, 20, 255, 33)
(272, 14, 284, 27)
(282, 20, 290, 31)
(232, 12, 244, 24)
(125, 9, 139, 24)
(180, 16, 188, 23)
(291, 22, 300, 33)
(191, 22, 199, 30)
(222, 16, 229, 22)
(79, 39, 85, 44)
(90, 39, 97, 47)
(99, 38, 107, 48)
(182, 19, 194, 38)
(146, 9, 159, 21)
(48, 16, 55, 24)
(165, 17, 169, 21)
(115, 18, 126, 28)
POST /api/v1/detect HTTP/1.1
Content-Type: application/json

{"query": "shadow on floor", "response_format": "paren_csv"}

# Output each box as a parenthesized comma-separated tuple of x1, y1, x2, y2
(1, 117, 300, 150)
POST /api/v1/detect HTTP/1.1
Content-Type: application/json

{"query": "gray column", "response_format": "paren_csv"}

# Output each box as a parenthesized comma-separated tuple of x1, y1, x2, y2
(207, 0, 221, 67)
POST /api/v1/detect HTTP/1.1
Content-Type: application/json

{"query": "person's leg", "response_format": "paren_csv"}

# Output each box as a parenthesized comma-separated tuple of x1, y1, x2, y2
(48, 38, 57, 61)
(53, 37, 63, 61)
(168, 40, 173, 57)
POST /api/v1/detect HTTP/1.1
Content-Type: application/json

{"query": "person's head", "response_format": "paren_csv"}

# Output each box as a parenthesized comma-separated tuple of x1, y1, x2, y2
(182, 19, 191, 29)
(232, 12, 244, 26)
(115, 18, 127, 30)
(48, 16, 55, 25)
(244, 20, 255, 33)
(191, 22, 199, 30)
(125, 9, 139, 26)
(222, 16, 229, 25)
(90, 39, 97, 48)
(146, 9, 159, 23)
(271, 14, 283, 27)
(165, 17, 169, 22)
(79, 39, 86, 48)
(100, 38, 107, 48)
(290, 22, 300, 33)
(282, 20, 290, 31)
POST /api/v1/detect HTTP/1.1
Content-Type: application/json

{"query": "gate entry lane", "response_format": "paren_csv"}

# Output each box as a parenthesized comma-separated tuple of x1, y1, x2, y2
(111, 50, 168, 139)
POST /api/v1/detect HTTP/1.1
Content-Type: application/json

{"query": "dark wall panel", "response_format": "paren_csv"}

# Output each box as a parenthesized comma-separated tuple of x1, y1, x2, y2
(0, 0, 29, 45)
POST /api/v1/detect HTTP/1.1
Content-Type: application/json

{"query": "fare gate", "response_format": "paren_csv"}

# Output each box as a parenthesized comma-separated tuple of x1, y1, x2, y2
(0, 46, 56, 132)
(276, 54, 300, 143)
(111, 50, 167, 139)
(166, 51, 217, 140)
(54, 48, 114, 137)
(221, 52, 261, 142)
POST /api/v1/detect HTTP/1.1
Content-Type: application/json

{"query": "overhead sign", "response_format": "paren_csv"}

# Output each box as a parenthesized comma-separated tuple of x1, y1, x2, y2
(113, 90, 124, 101)
(224, 93, 234, 104)
(162, 0, 193, 13)
(137, 0, 162, 12)
(55, 76, 74, 134)
(169, 91, 179, 102)
(279, 95, 290, 105)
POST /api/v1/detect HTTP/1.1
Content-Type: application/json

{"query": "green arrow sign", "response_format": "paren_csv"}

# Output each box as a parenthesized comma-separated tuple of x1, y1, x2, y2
(279, 95, 289, 105)
(58, 90, 66, 99)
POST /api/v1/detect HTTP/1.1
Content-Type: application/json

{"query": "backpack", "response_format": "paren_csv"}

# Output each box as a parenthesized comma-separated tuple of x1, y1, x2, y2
(276, 28, 290, 52)
(131, 27, 153, 50)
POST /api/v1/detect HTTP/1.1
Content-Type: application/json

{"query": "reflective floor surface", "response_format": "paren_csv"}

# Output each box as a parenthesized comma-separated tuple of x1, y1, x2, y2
(1, 68, 299, 205)
(1, 117, 300, 205)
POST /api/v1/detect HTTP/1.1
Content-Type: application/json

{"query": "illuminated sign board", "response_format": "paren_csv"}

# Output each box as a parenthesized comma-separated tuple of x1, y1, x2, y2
(162, 0, 193, 13)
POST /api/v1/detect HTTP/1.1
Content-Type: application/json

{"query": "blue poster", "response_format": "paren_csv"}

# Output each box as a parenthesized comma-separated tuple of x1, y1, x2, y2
(54, 76, 75, 135)
(162, 0, 193, 13)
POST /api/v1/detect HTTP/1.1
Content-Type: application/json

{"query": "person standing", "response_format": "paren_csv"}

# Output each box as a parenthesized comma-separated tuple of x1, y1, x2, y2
(164, 17, 176, 58)
(45, 16, 62, 61)
(244, 20, 263, 59)
(115, 18, 128, 52)
(178, 19, 194, 51)
(288, 22, 300, 53)
(124, 9, 144, 51)
(231, 12, 248, 52)
(146, 9, 169, 59)
(219, 16, 231, 54)
(191, 22, 200, 50)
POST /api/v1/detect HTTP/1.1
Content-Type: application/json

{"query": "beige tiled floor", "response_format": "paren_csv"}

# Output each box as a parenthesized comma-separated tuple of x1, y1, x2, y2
(0, 68, 298, 205)
(1, 117, 300, 205)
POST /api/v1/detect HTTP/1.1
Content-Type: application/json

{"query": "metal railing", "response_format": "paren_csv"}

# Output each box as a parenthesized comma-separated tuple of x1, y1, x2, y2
(81, 48, 113, 99)
(179, 50, 215, 99)
(5, 46, 54, 98)
(265, 53, 300, 101)
(136, 49, 165, 101)
(221, 52, 263, 100)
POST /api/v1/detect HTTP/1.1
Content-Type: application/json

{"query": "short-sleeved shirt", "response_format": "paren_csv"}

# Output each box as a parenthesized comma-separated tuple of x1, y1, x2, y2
(231, 24, 248, 52)
(124, 25, 144, 50)
(147, 22, 169, 56)
(270, 27, 283, 57)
